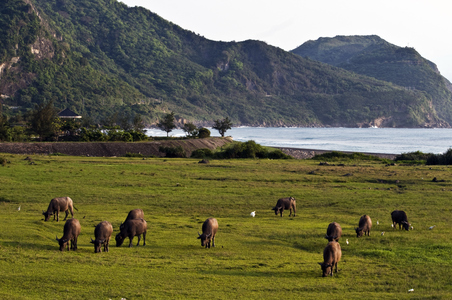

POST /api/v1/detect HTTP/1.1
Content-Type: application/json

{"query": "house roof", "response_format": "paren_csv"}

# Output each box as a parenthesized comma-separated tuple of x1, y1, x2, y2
(58, 108, 82, 119)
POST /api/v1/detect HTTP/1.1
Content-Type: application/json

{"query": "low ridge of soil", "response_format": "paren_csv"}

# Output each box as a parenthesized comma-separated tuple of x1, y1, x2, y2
(0, 137, 233, 157)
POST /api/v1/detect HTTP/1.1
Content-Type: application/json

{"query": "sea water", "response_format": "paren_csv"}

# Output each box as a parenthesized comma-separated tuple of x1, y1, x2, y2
(145, 127, 452, 155)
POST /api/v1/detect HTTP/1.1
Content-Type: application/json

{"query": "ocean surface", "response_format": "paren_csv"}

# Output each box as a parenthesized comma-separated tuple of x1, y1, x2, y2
(145, 127, 452, 155)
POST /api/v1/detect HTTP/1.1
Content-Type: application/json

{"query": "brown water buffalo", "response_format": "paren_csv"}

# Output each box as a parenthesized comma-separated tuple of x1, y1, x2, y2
(115, 218, 147, 247)
(197, 218, 218, 248)
(56, 218, 81, 251)
(325, 222, 342, 242)
(391, 210, 411, 230)
(355, 215, 372, 237)
(119, 209, 144, 230)
(91, 221, 113, 253)
(272, 197, 296, 217)
(42, 197, 77, 222)
(319, 241, 342, 277)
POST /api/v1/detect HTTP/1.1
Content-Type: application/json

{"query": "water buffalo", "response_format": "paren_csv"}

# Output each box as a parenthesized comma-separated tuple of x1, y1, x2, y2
(319, 241, 342, 277)
(119, 209, 144, 230)
(42, 197, 77, 222)
(91, 221, 113, 253)
(272, 197, 296, 217)
(197, 218, 218, 248)
(355, 215, 372, 237)
(391, 210, 411, 230)
(115, 218, 147, 247)
(56, 218, 81, 251)
(325, 222, 342, 242)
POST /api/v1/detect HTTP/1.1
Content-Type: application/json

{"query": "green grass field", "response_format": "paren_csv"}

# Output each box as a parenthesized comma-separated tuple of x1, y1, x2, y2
(0, 154, 451, 299)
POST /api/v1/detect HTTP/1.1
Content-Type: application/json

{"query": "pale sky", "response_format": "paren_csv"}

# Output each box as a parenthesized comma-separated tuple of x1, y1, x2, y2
(119, 0, 452, 82)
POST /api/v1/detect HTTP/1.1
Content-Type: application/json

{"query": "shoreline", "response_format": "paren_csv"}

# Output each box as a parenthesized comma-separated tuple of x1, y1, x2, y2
(277, 147, 397, 160)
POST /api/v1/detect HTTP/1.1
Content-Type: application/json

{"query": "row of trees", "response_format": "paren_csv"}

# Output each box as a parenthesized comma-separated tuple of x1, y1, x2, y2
(0, 101, 233, 142)
(157, 111, 233, 138)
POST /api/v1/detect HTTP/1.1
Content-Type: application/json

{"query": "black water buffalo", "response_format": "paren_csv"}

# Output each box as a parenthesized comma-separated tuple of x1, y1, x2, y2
(115, 218, 147, 247)
(120, 209, 144, 230)
(91, 221, 113, 253)
(325, 222, 342, 242)
(319, 241, 342, 277)
(355, 215, 372, 237)
(197, 218, 218, 248)
(272, 197, 296, 217)
(391, 210, 411, 230)
(56, 218, 81, 251)
(42, 197, 77, 222)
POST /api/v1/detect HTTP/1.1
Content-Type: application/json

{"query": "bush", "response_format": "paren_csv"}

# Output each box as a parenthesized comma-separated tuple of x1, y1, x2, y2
(159, 145, 186, 158)
(395, 151, 431, 162)
(426, 148, 452, 165)
(215, 140, 292, 159)
(107, 130, 133, 142)
(198, 128, 211, 138)
(312, 151, 383, 161)
(80, 127, 107, 141)
(127, 130, 148, 141)
(124, 152, 144, 157)
(191, 148, 213, 159)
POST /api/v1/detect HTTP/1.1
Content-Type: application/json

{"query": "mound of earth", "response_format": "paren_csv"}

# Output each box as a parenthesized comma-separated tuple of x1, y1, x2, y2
(0, 137, 233, 157)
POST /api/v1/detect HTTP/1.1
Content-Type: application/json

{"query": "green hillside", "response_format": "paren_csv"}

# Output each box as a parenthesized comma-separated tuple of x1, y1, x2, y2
(0, 1, 449, 127)
(291, 35, 452, 125)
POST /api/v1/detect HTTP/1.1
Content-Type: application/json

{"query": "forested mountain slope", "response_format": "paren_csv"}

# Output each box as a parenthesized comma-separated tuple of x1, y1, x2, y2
(0, 0, 449, 127)
(291, 35, 452, 125)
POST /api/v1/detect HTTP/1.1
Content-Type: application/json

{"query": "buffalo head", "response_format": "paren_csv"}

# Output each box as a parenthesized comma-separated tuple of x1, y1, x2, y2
(115, 233, 125, 247)
(43, 211, 52, 221)
(91, 238, 105, 253)
(197, 232, 211, 247)
(318, 262, 332, 277)
(55, 235, 69, 251)
(401, 221, 411, 231)
(272, 206, 280, 215)
(355, 227, 364, 237)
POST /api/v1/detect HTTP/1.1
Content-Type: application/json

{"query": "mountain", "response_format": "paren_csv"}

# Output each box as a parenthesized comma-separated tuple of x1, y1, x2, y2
(291, 35, 452, 125)
(0, 0, 449, 128)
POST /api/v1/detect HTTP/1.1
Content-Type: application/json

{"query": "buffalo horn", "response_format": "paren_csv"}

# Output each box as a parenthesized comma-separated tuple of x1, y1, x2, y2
(198, 232, 201, 237)
(55, 235, 60, 242)
(324, 234, 329, 239)
(90, 238, 94, 243)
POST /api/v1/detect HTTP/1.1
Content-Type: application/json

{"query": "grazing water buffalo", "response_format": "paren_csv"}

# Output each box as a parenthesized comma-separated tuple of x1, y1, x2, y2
(197, 218, 218, 248)
(325, 222, 342, 242)
(355, 215, 372, 237)
(272, 197, 296, 217)
(42, 197, 77, 222)
(391, 210, 411, 230)
(91, 221, 113, 253)
(115, 218, 147, 247)
(56, 218, 81, 251)
(319, 241, 342, 277)
(119, 209, 144, 230)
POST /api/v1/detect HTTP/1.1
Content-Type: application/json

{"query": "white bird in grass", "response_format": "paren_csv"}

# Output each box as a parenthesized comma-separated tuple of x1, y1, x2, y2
(346, 239, 349, 245)
(391, 224, 394, 228)
(381, 232, 385, 236)
(411, 225, 414, 230)
(376, 220, 379, 225)
(429, 225, 436, 230)
(17, 206, 21, 211)
(250, 211, 256, 217)
(408, 289, 414, 292)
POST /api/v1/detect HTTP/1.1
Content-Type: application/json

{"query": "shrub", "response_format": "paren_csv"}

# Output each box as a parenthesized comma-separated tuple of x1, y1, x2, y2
(124, 152, 144, 157)
(191, 148, 213, 159)
(312, 151, 383, 161)
(80, 127, 107, 141)
(159, 145, 186, 158)
(395, 151, 431, 162)
(127, 130, 148, 141)
(107, 130, 133, 142)
(426, 148, 452, 165)
(198, 128, 211, 138)
(215, 140, 292, 159)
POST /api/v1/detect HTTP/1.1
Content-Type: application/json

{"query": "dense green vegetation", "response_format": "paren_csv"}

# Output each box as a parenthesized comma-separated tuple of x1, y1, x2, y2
(291, 35, 452, 125)
(1, 154, 452, 299)
(0, 0, 448, 127)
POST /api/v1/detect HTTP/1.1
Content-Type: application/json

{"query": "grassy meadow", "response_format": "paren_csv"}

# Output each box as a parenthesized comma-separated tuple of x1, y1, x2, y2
(0, 153, 452, 299)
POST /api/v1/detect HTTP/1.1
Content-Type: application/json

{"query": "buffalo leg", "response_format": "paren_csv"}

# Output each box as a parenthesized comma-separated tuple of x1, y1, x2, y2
(280, 208, 284, 217)
(63, 210, 69, 221)
(142, 232, 146, 246)
(212, 236, 215, 247)
(136, 234, 141, 246)
(128, 236, 134, 247)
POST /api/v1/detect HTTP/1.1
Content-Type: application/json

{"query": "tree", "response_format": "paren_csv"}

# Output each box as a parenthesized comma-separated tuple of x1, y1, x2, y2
(157, 111, 176, 137)
(28, 100, 60, 141)
(182, 122, 198, 137)
(213, 117, 232, 137)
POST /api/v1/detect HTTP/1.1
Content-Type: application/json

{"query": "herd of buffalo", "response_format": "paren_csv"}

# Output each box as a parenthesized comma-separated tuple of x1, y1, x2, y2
(43, 195, 412, 277)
